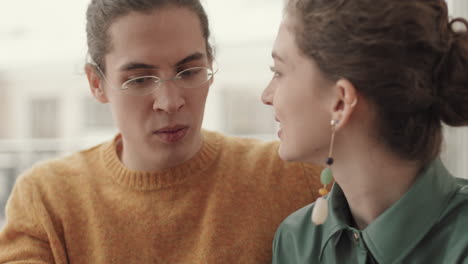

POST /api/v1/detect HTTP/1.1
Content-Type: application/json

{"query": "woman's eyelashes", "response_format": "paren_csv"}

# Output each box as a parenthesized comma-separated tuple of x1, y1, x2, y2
(270, 66, 282, 78)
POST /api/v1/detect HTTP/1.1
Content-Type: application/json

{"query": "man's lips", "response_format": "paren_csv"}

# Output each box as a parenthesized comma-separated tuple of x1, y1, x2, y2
(153, 125, 189, 143)
(154, 125, 188, 134)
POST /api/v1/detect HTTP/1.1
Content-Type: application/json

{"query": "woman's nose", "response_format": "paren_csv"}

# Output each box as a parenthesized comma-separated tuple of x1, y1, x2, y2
(261, 82, 275, 106)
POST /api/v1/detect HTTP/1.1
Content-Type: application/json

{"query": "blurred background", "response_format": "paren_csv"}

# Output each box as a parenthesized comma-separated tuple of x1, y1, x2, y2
(0, 0, 467, 226)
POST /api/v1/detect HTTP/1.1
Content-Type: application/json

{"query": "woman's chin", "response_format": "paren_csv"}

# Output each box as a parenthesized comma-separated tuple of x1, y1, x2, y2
(278, 144, 301, 162)
(278, 143, 320, 164)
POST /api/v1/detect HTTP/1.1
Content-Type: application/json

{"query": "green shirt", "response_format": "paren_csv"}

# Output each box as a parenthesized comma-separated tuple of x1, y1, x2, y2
(272, 159, 468, 264)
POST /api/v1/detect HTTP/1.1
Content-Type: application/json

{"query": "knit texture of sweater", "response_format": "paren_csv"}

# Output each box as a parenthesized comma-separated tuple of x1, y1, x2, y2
(0, 130, 321, 263)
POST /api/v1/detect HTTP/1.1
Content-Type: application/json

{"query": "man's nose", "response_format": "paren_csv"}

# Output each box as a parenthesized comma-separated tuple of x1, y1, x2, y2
(152, 81, 185, 113)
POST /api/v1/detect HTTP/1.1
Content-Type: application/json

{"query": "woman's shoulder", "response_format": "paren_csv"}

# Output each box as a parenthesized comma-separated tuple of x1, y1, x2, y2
(454, 177, 468, 195)
(443, 177, 468, 219)
(276, 201, 332, 243)
(443, 176, 468, 211)
(282, 202, 314, 224)
(273, 202, 327, 263)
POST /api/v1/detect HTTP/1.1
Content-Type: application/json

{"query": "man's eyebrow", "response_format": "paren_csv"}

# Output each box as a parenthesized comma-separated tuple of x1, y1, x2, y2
(119, 63, 157, 72)
(272, 52, 285, 63)
(118, 52, 205, 72)
(175, 52, 205, 67)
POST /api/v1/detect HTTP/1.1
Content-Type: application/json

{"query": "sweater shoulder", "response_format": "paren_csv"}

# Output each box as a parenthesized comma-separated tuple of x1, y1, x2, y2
(221, 132, 320, 169)
(215, 133, 321, 186)
(217, 133, 284, 169)
(15, 141, 106, 189)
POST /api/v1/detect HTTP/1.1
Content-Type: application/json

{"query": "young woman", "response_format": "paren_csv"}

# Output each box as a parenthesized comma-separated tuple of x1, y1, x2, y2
(262, 0, 468, 263)
(0, 0, 322, 263)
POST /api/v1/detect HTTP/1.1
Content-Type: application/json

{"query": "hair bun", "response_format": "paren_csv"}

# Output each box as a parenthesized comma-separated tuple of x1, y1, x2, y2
(450, 18, 468, 34)
(435, 18, 468, 127)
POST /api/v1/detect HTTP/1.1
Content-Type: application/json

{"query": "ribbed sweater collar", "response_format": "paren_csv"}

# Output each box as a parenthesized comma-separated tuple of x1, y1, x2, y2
(100, 130, 221, 191)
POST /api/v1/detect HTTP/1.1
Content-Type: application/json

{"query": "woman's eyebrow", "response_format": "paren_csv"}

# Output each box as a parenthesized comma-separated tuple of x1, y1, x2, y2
(272, 51, 285, 63)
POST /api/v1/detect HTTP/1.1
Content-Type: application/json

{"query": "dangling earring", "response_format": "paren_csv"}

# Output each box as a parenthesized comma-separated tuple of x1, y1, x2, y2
(311, 119, 338, 225)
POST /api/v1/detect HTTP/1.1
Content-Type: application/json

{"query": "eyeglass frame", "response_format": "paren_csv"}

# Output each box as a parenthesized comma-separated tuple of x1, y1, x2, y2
(89, 61, 218, 96)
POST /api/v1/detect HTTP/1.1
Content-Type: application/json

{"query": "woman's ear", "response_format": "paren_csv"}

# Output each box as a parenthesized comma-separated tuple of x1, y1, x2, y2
(85, 64, 109, 103)
(330, 78, 358, 130)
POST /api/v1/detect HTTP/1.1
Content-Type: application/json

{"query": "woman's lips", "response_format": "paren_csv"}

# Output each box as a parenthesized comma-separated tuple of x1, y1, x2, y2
(275, 117, 282, 138)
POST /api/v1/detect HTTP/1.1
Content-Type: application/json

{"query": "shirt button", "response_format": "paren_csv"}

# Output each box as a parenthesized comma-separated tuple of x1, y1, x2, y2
(353, 233, 360, 241)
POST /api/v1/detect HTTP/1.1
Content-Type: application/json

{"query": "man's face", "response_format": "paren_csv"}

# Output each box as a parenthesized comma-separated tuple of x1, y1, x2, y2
(91, 7, 212, 170)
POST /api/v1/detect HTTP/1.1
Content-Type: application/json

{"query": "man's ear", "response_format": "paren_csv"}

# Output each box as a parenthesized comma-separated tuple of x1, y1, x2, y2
(208, 75, 214, 86)
(208, 60, 217, 86)
(330, 78, 358, 130)
(85, 64, 109, 103)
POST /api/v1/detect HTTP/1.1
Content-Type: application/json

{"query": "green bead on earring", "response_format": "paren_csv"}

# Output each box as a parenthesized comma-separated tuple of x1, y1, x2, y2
(321, 167, 333, 185)
(311, 119, 338, 225)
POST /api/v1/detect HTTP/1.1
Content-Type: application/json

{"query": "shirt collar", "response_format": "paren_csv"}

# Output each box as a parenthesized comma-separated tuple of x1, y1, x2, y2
(318, 159, 460, 263)
(318, 181, 353, 259)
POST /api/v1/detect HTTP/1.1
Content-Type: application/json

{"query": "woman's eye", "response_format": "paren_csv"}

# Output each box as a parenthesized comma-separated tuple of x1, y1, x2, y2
(270, 66, 281, 78)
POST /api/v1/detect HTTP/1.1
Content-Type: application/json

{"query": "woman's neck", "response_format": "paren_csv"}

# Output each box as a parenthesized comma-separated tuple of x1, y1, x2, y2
(330, 135, 422, 230)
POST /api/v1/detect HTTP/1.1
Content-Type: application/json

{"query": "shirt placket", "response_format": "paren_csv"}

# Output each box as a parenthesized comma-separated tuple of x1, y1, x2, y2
(348, 229, 371, 264)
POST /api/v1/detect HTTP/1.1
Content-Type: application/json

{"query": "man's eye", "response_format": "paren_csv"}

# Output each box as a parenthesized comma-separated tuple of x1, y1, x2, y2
(179, 68, 203, 79)
(124, 76, 157, 89)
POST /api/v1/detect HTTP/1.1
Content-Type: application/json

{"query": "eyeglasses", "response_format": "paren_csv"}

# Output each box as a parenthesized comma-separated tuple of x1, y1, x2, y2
(92, 63, 217, 96)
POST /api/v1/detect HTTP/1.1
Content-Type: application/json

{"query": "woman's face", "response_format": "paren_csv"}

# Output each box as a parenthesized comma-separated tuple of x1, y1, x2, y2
(89, 7, 212, 170)
(262, 16, 335, 163)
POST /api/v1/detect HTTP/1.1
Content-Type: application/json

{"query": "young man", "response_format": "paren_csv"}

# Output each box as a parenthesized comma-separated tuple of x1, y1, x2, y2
(0, 0, 321, 263)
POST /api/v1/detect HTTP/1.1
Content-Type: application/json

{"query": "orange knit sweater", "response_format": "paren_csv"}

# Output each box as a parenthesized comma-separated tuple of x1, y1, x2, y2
(0, 130, 321, 263)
